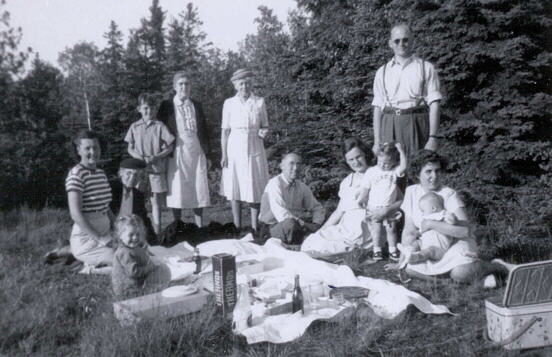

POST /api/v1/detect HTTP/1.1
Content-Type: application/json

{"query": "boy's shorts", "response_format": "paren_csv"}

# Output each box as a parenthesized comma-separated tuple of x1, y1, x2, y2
(148, 173, 167, 193)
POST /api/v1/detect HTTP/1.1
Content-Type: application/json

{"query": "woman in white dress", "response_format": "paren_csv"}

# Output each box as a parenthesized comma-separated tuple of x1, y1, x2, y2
(301, 138, 376, 255)
(220, 69, 269, 232)
(158, 72, 211, 227)
(388, 150, 508, 285)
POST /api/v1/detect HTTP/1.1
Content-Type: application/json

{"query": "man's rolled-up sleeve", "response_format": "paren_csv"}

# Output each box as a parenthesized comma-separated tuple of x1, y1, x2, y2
(424, 62, 442, 105)
(371, 66, 385, 108)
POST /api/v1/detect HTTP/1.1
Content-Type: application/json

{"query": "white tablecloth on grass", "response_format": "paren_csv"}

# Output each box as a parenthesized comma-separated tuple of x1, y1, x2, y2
(149, 235, 453, 344)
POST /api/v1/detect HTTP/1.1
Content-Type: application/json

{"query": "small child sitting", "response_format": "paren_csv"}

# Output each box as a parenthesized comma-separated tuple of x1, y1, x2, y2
(112, 214, 170, 299)
(356, 142, 407, 261)
(398, 192, 457, 268)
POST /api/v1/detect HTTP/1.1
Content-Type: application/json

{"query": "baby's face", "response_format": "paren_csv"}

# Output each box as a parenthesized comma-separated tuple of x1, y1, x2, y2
(120, 226, 143, 248)
(419, 198, 444, 214)
(376, 154, 396, 171)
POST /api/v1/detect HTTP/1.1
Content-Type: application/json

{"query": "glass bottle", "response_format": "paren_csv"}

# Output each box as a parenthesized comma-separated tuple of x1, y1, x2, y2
(292, 274, 304, 314)
(193, 247, 201, 274)
(232, 284, 252, 332)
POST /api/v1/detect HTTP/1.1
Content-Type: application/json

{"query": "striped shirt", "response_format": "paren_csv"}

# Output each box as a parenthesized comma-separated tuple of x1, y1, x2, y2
(65, 164, 112, 212)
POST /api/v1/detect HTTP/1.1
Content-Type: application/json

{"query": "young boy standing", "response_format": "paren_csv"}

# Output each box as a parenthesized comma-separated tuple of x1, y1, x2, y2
(125, 93, 175, 235)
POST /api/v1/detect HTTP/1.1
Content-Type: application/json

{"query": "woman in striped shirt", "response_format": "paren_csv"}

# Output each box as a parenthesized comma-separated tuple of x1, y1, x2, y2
(66, 130, 114, 269)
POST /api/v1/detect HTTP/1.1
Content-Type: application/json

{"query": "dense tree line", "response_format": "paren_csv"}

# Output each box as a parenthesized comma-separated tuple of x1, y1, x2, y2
(1, 0, 551, 241)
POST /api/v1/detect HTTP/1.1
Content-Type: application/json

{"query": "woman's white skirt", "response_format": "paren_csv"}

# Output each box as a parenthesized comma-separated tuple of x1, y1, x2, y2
(221, 129, 269, 203)
(407, 238, 479, 276)
(70, 211, 114, 266)
(301, 209, 372, 255)
(167, 131, 210, 209)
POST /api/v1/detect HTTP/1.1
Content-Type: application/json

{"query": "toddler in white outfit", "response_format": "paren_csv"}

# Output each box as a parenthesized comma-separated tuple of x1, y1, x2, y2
(357, 142, 407, 261)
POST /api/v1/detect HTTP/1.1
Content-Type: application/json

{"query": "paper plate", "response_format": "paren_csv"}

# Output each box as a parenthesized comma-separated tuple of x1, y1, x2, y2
(161, 285, 198, 298)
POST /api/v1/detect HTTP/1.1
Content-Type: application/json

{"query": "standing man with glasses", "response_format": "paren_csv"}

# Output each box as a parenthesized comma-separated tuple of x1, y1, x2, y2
(371, 23, 443, 158)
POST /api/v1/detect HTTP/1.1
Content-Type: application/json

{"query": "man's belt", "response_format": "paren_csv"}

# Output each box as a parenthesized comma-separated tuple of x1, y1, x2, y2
(383, 106, 427, 115)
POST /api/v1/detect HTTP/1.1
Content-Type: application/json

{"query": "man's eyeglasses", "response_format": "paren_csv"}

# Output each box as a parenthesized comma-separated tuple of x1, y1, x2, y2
(393, 38, 409, 45)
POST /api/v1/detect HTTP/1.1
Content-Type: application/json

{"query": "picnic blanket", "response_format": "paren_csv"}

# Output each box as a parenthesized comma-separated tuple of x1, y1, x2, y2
(149, 235, 453, 344)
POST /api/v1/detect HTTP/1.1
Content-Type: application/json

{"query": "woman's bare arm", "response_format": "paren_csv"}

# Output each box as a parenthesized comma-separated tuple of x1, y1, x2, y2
(421, 206, 470, 239)
(220, 128, 230, 167)
(402, 217, 420, 246)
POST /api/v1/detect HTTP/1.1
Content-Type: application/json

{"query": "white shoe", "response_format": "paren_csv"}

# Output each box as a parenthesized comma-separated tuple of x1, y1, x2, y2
(483, 274, 498, 289)
(78, 264, 93, 275)
(78, 264, 112, 275)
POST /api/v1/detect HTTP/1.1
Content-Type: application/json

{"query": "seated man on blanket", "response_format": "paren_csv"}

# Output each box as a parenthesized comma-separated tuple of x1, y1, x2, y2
(258, 153, 326, 247)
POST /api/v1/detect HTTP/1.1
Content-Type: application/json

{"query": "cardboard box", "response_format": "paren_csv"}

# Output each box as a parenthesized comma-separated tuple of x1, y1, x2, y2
(113, 288, 211, 326)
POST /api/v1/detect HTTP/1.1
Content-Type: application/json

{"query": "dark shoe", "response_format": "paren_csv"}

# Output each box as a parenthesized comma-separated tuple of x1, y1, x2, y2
(373, 251, 383, 261)
(389, 250, 400, 261)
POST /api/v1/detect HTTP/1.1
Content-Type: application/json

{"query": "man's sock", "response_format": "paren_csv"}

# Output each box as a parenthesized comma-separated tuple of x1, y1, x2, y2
(389, 246, 397, 253)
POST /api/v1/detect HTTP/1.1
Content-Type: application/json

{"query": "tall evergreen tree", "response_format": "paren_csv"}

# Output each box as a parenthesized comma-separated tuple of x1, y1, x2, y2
(10, 58, 69, 208)
(164, 2, 209, 94)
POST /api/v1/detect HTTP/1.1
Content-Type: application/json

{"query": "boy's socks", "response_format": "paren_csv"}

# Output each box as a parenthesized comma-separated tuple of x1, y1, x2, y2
(389, 246, 397, 253)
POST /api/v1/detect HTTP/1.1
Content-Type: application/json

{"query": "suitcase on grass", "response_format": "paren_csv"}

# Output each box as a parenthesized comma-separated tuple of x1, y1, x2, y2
(485, 260, 552, 350)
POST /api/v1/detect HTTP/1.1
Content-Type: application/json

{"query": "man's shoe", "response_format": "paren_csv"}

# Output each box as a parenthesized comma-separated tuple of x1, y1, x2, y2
(373, 251, 383, 261)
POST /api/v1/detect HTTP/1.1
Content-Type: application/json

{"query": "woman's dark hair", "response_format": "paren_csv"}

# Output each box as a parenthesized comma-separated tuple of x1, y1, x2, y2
(341, 137, 371, 168)
(71, 129, 104, 162)
(409, 149, 448, 180)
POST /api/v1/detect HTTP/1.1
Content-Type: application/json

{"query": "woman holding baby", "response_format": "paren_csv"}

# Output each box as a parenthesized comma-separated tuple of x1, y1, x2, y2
(391, 150, 507, 285)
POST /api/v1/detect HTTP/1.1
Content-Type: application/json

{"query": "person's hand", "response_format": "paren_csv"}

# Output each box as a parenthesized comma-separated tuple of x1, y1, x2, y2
(420, 219, 434, 233)
(294, 217, 305, 227)
(444, 211, 457, 225)
(370, 207, 388, 222)
(220, 155, 228, 168)
(424, 137, 438, 151)
(258, 128, 268, 139)
(356, 195, 368, 207)
(143, 156, 153, 164)
(97, 234, 112, 247)
(303, 222, 321, 233)
(384, 262, 400, 271)
(372, 141, 380, 155)
(395, 142, 405, 152)
(149, 156, 159, 165)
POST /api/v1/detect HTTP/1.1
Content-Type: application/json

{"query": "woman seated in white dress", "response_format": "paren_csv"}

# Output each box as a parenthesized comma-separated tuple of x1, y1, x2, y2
(301, 138, 375, 255)
(388, 150, 508, 286)
(220, 69, 270, 233)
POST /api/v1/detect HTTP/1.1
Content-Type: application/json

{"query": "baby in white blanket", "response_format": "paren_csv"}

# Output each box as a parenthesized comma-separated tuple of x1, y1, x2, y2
(398, 192, 457, 267)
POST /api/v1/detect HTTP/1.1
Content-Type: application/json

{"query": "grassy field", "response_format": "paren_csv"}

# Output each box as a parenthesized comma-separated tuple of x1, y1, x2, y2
(1, 206, 551, 357)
